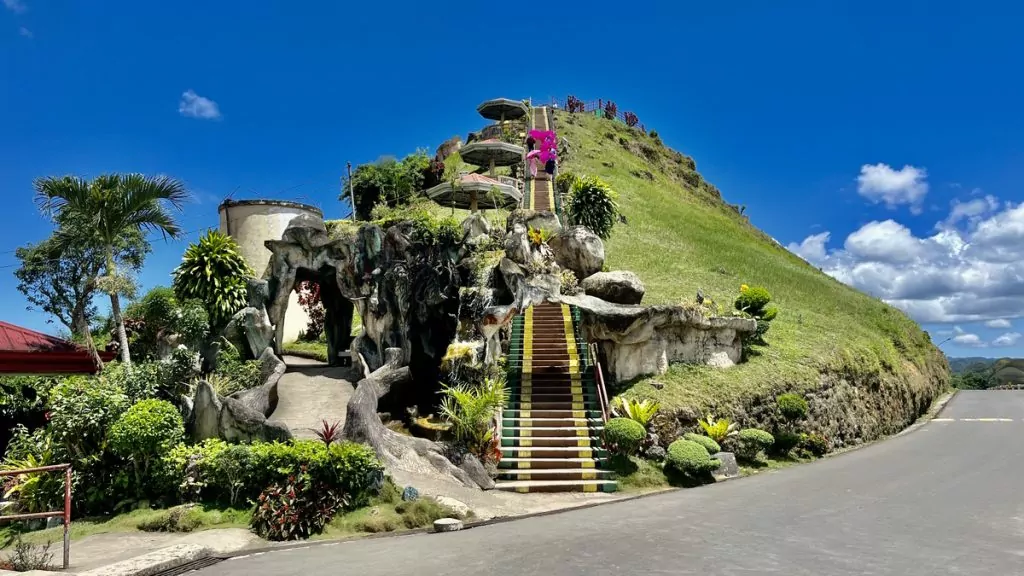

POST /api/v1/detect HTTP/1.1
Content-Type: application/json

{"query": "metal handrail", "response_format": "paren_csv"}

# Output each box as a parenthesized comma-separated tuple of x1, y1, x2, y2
(0, 463, 72, 569)
(589, 342, 611, 422)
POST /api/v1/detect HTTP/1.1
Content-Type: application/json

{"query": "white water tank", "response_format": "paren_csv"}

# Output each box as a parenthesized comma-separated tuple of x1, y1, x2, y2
(218, 199, 323, 345)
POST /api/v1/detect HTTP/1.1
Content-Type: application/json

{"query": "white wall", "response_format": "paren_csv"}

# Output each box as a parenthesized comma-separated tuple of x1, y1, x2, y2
(218, 201, 318, 344)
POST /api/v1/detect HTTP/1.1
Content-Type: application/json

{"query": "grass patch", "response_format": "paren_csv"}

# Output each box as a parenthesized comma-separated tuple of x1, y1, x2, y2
(738, 453, 808, 476)
(323, 480, 467, 538)
(1, 505, 251, 548)
(283, 340, 329, 362)
(608, 455, 670, 492)
(554, 109, 945, 413)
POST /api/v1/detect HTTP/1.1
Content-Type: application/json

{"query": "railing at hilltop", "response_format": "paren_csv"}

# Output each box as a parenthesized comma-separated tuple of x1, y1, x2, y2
(546, 97, 647, 133)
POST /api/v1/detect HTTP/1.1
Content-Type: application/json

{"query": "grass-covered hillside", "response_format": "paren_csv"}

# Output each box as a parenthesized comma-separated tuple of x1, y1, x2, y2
(554, 110, 948, 441)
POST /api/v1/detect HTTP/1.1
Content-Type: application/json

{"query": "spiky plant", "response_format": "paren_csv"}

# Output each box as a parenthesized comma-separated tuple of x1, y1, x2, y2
(697, 414, 739, 443)
(438, 376, 508, 457)
(565, 175, 619, 239)
(613, 397, 660, 427)
(172, 230, 253, 328)
(314, 420, 342, 447)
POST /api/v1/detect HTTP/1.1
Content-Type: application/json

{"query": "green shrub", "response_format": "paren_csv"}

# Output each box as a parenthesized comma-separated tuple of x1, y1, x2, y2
(665, 439, 720, 476)
(439, 377, 507, 461)
(735, 285, 772, 315)
(565, 175, 619, 239)
(172, 230, 254, 328)
(555, 172, 580, 197)
(772, 430, 802, 455)
(136, 505, 201, 533)
(613, 397, 660, 427)
(799, 433, 830, 457)
(49, 376, 130, 460)
(604, 418, 646, 456)
(559, 269, 581, 295)
(395, 497, 463, 528)
(109, 399, 184, 497)
(343, 151, 431, 220)
(161, 439, 383, 509)
(250, 474, 345, 541)
(683, 433, 721, 455)
(697, 414, 738, 443)
(735, 428, 774, 461)
(123, 287, 209, 360)
(776, 393, 808, 421)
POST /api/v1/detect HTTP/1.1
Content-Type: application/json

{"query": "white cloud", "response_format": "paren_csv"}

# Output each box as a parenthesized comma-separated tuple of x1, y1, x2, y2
(3, 0, 26, 13)
(992, 332, 1021, 347)
(953, 332, 985, 347)
(178, 90, 221, 120)
(939, 194, 999, 230)
(786, 231, 829, 265)
(18, 26, 31, 38)
(856, 163, 929, 214)
(786, 194, 1024, 326)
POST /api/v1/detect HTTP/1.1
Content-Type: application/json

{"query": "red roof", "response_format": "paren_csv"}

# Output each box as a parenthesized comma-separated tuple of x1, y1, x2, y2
(0, 321, 114, 375)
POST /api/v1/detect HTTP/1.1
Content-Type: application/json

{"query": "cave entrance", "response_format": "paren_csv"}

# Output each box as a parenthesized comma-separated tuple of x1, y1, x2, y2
(287, 267, 355, 367)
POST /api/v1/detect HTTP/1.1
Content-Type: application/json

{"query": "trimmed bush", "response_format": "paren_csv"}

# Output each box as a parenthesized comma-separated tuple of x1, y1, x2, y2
(736, 428, 774, 461)
(799, 433, 830, 457)
(734, 286, 772, 314)
(250, 474, 345, 541)
(777, 393, 808, 421)
(683, 433, 721, 456)
(666, 440, 720, 477)
(772, 430, 802, 455)
(109, 399, 184, 498)
(604, 418, 646, 456)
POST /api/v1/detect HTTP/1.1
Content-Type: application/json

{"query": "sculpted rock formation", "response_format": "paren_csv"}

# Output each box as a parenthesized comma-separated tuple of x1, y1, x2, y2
(549, 225, 605, 279)
(581, 270, 646, 305)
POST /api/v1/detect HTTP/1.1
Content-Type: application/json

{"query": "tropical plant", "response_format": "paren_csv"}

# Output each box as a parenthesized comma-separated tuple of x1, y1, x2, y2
(555, 171, 581, 197)
(559, 269, 581, 295)
(342, 151, 431, 220)
(735, 428, 775, 461)
(249, 473, 346, 541)
(603, 418, 646, 456)
(665, 439, 720, 477)
(697, 414, 739, 443)
(314, 420, 342, 447)
(683, 432, 721, 456)
(565, 175, 619, 239)
(527, 226, 553, 246)
(122, 286, 209, 360)
(14, 216, 148, 368)
(34, 174, 189, 366)
(172, 230, 253, 329)
(438, 377, 508, 458)
(613, 397, 660, 427)
(108, 399, 185, 497)
(2, 445, 55, 514)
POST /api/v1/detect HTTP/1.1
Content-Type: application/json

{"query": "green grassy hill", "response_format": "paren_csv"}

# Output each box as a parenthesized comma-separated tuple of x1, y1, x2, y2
(554, 109, 948, 442)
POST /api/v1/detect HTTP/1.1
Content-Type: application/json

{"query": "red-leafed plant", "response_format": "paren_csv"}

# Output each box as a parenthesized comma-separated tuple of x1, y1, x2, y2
(249, 471, 347, 541)
(604, 100, 618, 121)
(294, 281, 325, 341)
(623, 111, 639, 127)
(315, 419, 342, 447)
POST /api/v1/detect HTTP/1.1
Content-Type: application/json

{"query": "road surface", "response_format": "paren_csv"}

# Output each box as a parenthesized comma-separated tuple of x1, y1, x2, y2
(200, 391, 1024, 575)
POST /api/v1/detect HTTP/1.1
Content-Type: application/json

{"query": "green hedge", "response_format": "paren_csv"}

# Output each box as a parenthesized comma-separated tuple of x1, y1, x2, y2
(736, 428, 774, 461)
(604, 418, 646, 456)
(162, 439, 383, 508)
(682, 433, 721, 456)
(665, 439, 720, 476)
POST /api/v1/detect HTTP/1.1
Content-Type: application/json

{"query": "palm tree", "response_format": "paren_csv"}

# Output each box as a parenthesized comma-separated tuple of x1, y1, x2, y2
(35, 174, 189, 366)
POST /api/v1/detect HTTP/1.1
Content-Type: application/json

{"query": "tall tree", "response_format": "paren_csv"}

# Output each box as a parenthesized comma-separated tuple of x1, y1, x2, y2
(14, 216, 149, 369)
(34, 174, 189, 366)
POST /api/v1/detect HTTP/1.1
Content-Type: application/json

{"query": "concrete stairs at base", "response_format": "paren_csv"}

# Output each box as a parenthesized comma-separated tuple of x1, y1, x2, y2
(496, 302, 617, 493)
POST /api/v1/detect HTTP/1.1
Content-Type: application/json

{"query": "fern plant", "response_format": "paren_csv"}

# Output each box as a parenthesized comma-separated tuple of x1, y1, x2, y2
(565, 175, 619, 239)
(172, 230, 253, 328)
(698, 414, 739, 443)
(438, 377, 508, 458)
(612, 397, 660, 427)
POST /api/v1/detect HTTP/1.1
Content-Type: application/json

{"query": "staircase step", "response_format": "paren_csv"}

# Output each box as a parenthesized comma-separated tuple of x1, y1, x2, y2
(513, 401, 600, 411)
(499, 456, 608, 469)
(502, 425, 603, 437)
(501, 436, 602, 448)
(502, 446, 608, 458)
(498, 468, 613, 481)
(494, 479, 618, 493)
(503, 409, 603, 419)
(502, 417, 603, 427)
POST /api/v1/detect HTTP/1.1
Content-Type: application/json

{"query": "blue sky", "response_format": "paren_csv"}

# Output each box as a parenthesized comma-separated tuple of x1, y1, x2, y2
(2, 1, 1023, 358)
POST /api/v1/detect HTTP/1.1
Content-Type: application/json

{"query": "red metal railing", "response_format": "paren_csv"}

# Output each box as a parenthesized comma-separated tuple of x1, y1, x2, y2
(589, 342, 611, 423)
(0, 464, 72, 569)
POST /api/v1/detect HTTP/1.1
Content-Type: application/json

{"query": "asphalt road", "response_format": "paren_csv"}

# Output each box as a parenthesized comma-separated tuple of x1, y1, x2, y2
(200, 391, 1024, 576)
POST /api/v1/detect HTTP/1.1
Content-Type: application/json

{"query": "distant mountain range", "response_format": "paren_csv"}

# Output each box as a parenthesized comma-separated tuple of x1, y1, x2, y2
(948, 357, 998, 373)
(949, 357, 1024, 388)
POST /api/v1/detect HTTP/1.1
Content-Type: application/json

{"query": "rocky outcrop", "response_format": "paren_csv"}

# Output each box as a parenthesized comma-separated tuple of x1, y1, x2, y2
(461, 213, 491, 246)
(581, 271, 645, 305)
(549, 226, 604, 279)
(192, 380, 292, 443)
(507, 209, 561, 236)
(557, 294, 756, 382)
(228, 347, 285, 416)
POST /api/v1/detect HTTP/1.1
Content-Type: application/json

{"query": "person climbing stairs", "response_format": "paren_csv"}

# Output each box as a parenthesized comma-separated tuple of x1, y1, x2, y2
(496, 302, 617, 493)
(523, 106, 556, 211)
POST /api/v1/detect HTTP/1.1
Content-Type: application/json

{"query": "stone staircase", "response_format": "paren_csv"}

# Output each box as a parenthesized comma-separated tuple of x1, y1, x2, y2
(523, 106, 557, 212)
(496, 302, 617, 493)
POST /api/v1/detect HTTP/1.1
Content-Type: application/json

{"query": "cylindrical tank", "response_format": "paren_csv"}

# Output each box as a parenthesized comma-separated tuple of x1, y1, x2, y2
(218, 199, 324, 345)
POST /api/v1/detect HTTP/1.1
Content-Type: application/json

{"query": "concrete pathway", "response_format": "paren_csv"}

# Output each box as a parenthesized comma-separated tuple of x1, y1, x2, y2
(267, 355, 355, 439)
(199, 391, 1024, 576)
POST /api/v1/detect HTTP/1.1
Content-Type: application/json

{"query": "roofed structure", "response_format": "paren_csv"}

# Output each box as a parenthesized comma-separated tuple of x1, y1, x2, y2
(0, 321, 114, 374)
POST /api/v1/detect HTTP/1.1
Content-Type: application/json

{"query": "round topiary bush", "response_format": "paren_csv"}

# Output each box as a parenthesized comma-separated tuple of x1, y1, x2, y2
(683, 433, 721, 456)
(665, 439, 720, 476)
(734, 285, 772, 315)
(604, 417, 646, 456)
(735, 428, 775, 461)
(109, 399, 185, 498)
(772, 430, 802, 455)
(776, 393, 808, 421)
